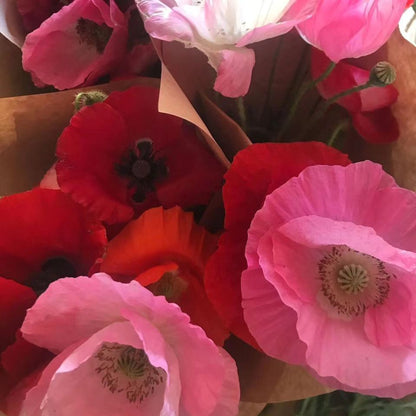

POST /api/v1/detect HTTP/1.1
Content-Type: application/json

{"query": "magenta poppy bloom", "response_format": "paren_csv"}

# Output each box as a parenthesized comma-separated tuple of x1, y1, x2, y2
(311, 49, 399, 143)
(22, 0, 129, 89)
(6, 274, 240, 415)
(298, 0, 408, 62)
(137, 0, 319, 97)
(242, 161, 416, 398)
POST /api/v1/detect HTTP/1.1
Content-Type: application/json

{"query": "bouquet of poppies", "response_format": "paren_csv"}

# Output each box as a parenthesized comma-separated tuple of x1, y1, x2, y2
(2, 0, 416, 415)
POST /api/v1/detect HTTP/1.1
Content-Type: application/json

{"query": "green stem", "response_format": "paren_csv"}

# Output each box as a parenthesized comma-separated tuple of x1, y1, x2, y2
(297, 398, 311, 416)
(327, 120, 350, 147)
(276, 61, 336, 141)
(236, 96, 247, 132)
(299, 81, 374, 140)
(326, 81, 373, 106)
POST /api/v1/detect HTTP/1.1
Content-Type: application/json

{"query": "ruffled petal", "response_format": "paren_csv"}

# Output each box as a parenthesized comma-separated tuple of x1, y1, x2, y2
(100, 206, 228, 345)
(0, 279, 36, 353)
(0, 188, 106, 284)
(351, 108, 400, 144)
(22, 0, 128, 89)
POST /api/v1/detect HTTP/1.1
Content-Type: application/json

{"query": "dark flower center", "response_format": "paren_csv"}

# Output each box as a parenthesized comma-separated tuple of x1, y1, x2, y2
(76, 18, 113, 54)
(29, 257, 77, 295)
(94, 343, 166, 404)
(318, 245, 391, 317)
(116, 139, 168, 203)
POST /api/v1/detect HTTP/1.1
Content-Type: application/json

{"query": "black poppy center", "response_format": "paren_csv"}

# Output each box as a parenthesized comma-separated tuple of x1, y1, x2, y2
(29, 257, 77, 295)
(116, 139, 168, 203)
(132, 159, 151, 179)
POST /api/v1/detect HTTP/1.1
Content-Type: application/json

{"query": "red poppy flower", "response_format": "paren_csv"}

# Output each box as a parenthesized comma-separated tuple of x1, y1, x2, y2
(99, 206, 229, 345)
(56, 86, 226, 225)
(311, 49, 400, 144)
(0, 279, 35, 354)
(0, 332, 53, 407)
(0, 187, 107, 289)
(0, 279, 50, 403)
(204, 142, 350, 347)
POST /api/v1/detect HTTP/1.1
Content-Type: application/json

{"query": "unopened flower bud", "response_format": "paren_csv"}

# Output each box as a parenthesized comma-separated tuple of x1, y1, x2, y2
(369, 61, 396, 87)
(74, 90, 108, 112)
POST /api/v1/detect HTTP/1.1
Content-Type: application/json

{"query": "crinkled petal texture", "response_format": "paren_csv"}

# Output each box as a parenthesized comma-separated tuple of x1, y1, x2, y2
(204, 142, 350, 347)
(22, 0, 128, 89)
(99, 206, 229, 345)
(311, 49, 399, 143)
(242, 161, 416, 397)
(56, 86, 225, 225)
(298, 0, 407, 62)
(0, 188, 107, 285)
(137, 0, 318, 97)
(16, 274, 239, 415)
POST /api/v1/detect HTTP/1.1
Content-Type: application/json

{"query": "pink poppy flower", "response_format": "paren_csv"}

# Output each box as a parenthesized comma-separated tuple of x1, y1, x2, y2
(22, 0, 129, 89)
(137, 0, 319, 97)
(297, 0, 408, 62)
(204, 142, 350, 348)
(311, 49, 399, 143)
(6, 274, 240, 415)
(242, 161, 416, 398)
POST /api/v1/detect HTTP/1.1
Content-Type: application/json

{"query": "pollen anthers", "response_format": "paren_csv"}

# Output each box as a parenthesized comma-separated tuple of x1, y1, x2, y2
(318, 246, 391, 317)
(94, 343, 165, 405)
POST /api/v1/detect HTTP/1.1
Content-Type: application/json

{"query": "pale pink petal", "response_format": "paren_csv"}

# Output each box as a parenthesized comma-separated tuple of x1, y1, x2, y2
(210, 349, 240, 416)
(212, 48, 255, 98)
(21, 274, 147, 353)
(137, 1, 195, 42)
(137, 0, 319, 97)
(21, 274, 240, 415)
(19, 344, 80, 416)
(245, 161, 397, 270)
(296, 303, 416, 390)
(361, 187, 416, 252)
(237, 0, 319, 47)
(364, 276, 415, 348)
(241, 267, 307, 365)
(276, 215, 416, 273)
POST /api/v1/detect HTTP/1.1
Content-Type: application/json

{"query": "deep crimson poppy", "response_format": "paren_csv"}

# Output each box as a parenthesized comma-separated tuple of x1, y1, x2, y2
(56, 86, 226, 225)
(311, 48, 400, 144)
(0, 279, 35, 354)
(204, 142, 350, 347)
(0, 187, 107, 288)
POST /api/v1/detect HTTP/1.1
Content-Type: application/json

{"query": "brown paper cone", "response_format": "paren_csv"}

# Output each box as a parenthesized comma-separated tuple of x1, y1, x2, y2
(386, 30, 416, 190)
(0, 34, 42, 98)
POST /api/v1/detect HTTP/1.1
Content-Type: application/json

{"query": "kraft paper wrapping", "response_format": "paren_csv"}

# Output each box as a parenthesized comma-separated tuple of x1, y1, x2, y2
(386, 30, 416, 190)
(0, 0, 24, 46)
